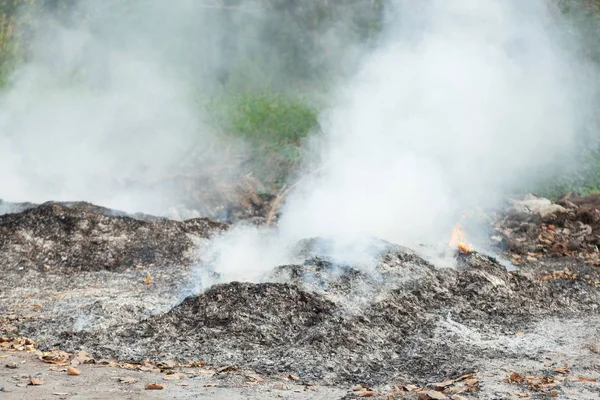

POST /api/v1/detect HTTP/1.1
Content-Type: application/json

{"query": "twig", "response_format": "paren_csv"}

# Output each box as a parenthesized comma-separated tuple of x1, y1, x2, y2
(266, 184, 290, 225)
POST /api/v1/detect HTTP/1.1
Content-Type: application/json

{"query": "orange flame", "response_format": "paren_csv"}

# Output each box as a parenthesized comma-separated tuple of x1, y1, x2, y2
(449, 221, 472, 254)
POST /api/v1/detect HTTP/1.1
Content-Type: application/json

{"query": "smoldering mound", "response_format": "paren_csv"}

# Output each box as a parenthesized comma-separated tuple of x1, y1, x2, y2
(0, 201, 226, 272)
(43, 238, 600, 385)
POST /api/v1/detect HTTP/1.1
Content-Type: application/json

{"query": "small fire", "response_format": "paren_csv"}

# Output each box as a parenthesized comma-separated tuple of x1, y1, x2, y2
(449, 219, 472, 254)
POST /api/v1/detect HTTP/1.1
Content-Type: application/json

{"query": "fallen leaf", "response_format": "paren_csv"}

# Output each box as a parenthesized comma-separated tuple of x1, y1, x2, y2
(454, 373, 474, 382)
(352, 384, 364, 391)
(71, 350, 93, 366)
(464, 378, 479, 387)
(217, 365, 238, 373)
(577, 376, 597, 382)
(358, 392, 375, 397)
(516, 332, 525, 337)
(288, 374, 300, 381)
(204, 383, 217, 387)
(67, 366, 80, 375)
(421, 390, 448, 399)
(553, 365, 569, 375)
(177, 382, 189, 386)
(29, 375, 44, 385)
(145, 383, 164, 390)
(431, 380, 454, 390)
(40, 350, 70, 364)
(118, 377, 137, 384)
(0, 355, 7, 358)
(143, 272, 152, 285)
(505, 372, 525, 384)
(158, 359, 177, 369)
(163, 373, 185, 380)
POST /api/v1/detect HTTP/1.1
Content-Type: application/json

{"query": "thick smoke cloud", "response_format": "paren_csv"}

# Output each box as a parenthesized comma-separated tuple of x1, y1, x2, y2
(0, 0, 367, 215)
(207, 0, 591, 282)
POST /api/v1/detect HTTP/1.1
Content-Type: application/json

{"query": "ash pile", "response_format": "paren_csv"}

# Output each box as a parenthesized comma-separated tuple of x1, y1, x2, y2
(59, 240, 600, 385)
(0, 200, 226, 272)
(1, 201, 599, 387)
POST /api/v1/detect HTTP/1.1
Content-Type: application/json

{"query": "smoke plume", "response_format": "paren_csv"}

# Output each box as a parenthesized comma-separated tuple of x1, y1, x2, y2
(207, 0, 593, 282)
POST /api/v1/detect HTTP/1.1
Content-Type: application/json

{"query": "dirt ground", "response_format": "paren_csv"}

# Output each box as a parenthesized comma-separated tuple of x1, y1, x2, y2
(1, 198, 600, 399)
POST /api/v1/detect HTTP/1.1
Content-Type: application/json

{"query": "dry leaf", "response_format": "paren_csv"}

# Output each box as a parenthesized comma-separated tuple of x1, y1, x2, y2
(358, 392, 375, 398)
(431, 380, 454, 390)
(454, 373, 474, 382)
(505, 372, 525, 384)
(288, 374, 300, 381)
(145, 383, 164, 390)
(553, 365, 569, 375)
(352, 384, 364, 391)
(41, 350, 70, 364)
(204, 383, 217, 387)
(118, 377, 137, 384)
(421, 390, 448, 399)
(163, 373, 185, 380)
(516, 332, 525, 337)
(67, 366, 81, 376)
(577, 376, 597, 382)
(29, 375, 44, 385)
(71, 350, 93, 366)
(143, 272, 152, 285)
(402, 384, 419, 392)
(464, 378, 479, 387)
(177, 382, 189, 386)
(217, 365, 238, 373)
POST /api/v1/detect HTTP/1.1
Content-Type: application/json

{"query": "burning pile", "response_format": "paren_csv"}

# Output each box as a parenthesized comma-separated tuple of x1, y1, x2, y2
(450, 215, 472, 254)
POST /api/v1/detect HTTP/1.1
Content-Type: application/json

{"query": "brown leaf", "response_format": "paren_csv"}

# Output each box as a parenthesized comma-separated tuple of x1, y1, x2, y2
(41, 350, 70, 364)
(176, 382, 189, 386)
(67, 366, 81, 376)
(217, 365, 238, 373)
(163, 373, 185, 380)
(505, 372, 525, 384)
(29, 375, 44, 385)
(145, 383, 164, 390)
(288, 374, 300, 381)
(552, 365, 569, 375)
(421, 390, 448, 399)
(516, 332, 525, 337)
(143, 272, 152, 285)
(431, 380, 454, 390)
(464, 378, 479, 387)
(71, 350, 93, 366)
(454, 373, 474, 382)
(577, 376, 597, 382)
(118, 377, 137, 384)
(358, 392, 375, 398)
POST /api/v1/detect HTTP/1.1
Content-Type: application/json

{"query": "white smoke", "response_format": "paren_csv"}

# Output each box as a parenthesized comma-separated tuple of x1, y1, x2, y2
(0, 1, 370, 215)
(207, 0, 591, 281)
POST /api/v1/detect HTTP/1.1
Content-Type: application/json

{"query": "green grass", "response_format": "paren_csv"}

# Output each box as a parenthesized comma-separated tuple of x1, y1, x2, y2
(210, 91, 320, 186)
